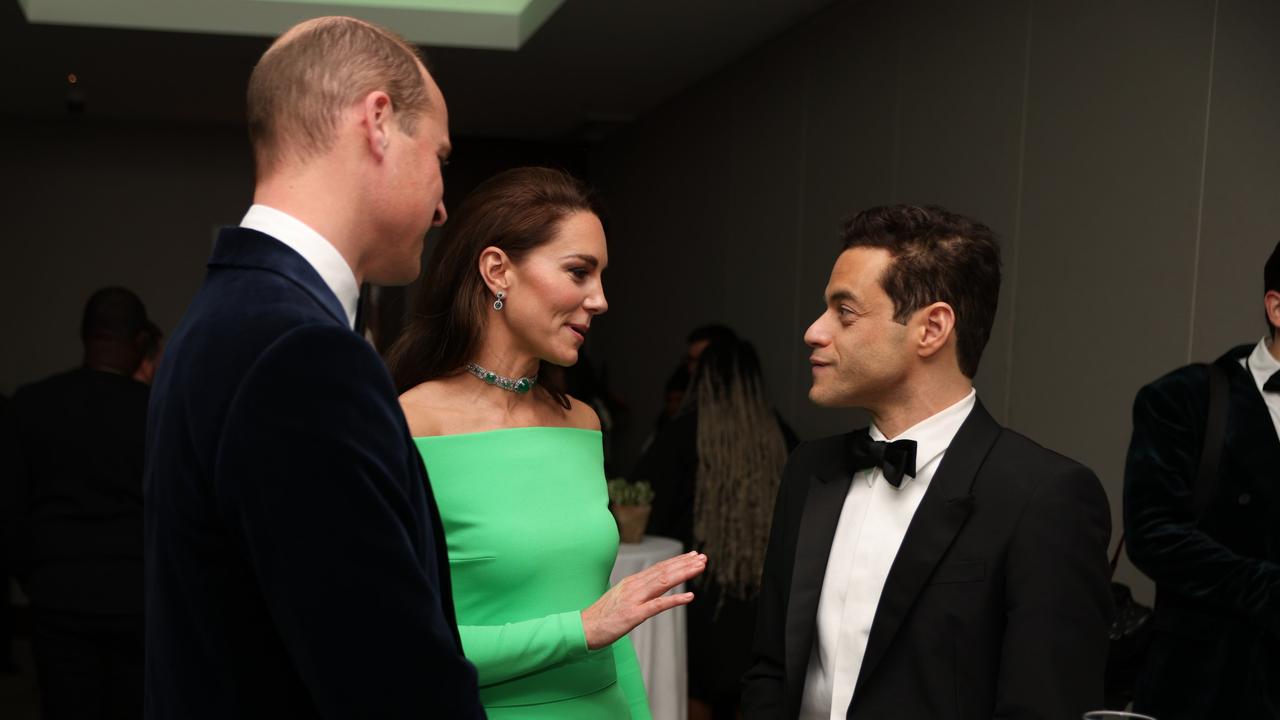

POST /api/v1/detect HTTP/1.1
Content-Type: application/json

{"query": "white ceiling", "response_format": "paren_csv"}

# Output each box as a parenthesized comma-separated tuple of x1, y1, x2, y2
(1, 0, 837, 140)
(17, 0, 565, 50)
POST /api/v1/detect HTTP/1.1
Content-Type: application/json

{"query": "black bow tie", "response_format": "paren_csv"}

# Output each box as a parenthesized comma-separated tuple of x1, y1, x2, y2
(1265, 370, 1280, 393)
(848, 429, 918, 488)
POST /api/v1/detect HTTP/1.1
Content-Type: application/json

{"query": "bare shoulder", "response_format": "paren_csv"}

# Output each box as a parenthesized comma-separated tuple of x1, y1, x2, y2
(399, 380, 458, 437)
(562, 394, 602, 432)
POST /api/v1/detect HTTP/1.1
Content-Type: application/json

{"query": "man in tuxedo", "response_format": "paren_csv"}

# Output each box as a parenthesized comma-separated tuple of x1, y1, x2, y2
(1124, 241, 1280, 719)
(742, 205, 1113, 719)
(11, 287, 153, 718)
(144, 17, 482, 718)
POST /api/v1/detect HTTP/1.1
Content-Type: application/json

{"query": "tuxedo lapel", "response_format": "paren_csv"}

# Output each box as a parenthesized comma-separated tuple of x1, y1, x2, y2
(208, 226, 350, 329)
(785, 452, 855, 708)
(850, 401, 1000, 703)
(1220, 350, 1280, 501)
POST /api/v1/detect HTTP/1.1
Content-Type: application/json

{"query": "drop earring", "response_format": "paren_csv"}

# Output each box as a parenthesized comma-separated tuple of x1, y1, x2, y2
(493, 291, 506, 311)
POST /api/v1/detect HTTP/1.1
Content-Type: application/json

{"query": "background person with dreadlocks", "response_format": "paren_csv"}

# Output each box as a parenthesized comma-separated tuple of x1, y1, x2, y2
(633, 337, 798, 720)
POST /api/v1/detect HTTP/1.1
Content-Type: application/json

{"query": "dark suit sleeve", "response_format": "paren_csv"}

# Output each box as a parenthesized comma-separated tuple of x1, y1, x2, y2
(741, 442, 804, 719)
(1123, 378, 1280, 634)
(996, 465, 1112, 719)
(214, 326, 483, 719)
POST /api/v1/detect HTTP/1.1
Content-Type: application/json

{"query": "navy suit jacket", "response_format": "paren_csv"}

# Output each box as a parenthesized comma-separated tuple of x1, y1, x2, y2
(144, 227, 482, 718)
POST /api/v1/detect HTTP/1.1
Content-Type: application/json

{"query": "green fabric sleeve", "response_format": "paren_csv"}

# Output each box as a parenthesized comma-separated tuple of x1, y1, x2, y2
(611, 635, 652, 719)
(458, 610, 590, 686)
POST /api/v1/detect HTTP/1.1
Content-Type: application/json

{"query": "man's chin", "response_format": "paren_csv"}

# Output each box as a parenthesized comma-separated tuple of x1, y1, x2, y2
(808, 386, 836, 407)
(809, 385, 857, 408)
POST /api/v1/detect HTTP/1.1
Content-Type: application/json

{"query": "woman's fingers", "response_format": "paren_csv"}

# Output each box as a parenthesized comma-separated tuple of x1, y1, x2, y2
(583, 552, 709, 649)
(638, 591, 696, 620)
(640, 551, 706, 594)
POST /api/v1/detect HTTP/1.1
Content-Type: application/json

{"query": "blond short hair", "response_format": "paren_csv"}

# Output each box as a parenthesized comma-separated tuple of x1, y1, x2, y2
(247, 16, 430, 177)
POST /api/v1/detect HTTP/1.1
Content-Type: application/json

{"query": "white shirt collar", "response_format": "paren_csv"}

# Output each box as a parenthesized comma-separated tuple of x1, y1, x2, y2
(866, 388, 978, 486)
(240, 204, 360, 329)
(1248, 337, 1280, 393)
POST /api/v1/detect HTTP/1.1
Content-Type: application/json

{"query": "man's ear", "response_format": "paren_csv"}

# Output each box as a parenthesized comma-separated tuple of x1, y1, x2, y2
(479, 246, 513, 295)
(361, 90, 394, 160)
(1265, 290, 1280, 336)
(916, 302, 956, 360)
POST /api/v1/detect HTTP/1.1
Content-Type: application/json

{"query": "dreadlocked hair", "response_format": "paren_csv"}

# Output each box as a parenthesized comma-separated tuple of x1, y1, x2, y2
(692, 339, 789, 601)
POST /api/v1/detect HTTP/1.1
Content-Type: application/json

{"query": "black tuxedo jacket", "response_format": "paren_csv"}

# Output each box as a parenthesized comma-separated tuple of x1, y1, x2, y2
(742, 401, 1112, 719)
(144, 227, 482, 719)
(1124, 344, 1280, 719)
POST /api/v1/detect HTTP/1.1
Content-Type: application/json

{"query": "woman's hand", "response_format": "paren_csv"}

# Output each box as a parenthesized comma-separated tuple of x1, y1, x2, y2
(581, 551, 707, 650)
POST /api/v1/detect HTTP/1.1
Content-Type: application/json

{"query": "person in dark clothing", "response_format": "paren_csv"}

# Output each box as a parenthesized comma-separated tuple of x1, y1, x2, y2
(11, 287, 153, 719)
(0, 393, 18, 674)
(144, 17, 481, 720)
(1124, 240, 1280, 720)
(635, 337, 798, 720)
(131, 320, 163, 386)
(684, 324, 738, 375)
(742, 205, 1111, 720)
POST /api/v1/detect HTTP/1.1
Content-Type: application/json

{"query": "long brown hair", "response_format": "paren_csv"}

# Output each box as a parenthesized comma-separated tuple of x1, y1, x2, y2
(691, 338, 788, 601)
(385, 166, 601, 407)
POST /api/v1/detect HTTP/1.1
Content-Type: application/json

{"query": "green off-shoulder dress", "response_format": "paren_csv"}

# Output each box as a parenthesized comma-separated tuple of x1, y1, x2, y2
(415, 427, 652, 719)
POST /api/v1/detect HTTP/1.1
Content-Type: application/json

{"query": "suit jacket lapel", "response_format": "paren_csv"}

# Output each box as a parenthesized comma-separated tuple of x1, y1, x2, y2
(208, 226, 350, 329)
(850, 401, 999, 703)
(1219, 349, 1280, 499)
(784, 448, 855, 711)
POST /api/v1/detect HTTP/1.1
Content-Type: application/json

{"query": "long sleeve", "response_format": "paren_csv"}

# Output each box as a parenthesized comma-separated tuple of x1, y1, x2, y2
(458, 609, 590, 686)
(460, 610, 652, 718)
(1123, 374, 1280, 634)
(995, 465, 1112, 719)
(611, 634, 652, 719)
(216, 326, 483, 719)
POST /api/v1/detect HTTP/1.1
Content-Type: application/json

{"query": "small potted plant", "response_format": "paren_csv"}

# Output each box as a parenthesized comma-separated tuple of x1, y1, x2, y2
(607, 477, 655, 544)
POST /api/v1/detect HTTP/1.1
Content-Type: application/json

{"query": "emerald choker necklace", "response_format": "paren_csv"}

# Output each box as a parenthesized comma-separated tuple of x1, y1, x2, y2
(465, 362, 537, 394)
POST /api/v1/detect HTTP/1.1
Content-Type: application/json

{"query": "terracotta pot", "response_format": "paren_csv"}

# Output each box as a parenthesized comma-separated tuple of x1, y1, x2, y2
(610, 503, 651, 544)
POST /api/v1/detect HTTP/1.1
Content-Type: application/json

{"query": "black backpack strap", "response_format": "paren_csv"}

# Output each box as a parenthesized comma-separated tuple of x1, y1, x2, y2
(1191, 362, 1230, 522)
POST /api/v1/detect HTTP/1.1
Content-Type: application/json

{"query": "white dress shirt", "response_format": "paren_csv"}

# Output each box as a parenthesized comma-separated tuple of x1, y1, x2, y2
(240, 204, 360, 329)
(1242, 337, 1280, 440)
(800, 389, 978, 720)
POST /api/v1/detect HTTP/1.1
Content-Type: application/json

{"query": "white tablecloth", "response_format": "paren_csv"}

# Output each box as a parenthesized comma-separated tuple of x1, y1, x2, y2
(611, 535, 688, 720)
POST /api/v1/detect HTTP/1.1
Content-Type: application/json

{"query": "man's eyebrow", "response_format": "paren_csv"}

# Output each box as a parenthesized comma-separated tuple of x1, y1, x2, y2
(827, 289, 859, 305)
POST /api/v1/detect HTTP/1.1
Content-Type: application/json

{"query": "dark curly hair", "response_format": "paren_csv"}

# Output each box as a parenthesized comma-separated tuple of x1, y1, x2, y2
(840, 205, 1002, 378)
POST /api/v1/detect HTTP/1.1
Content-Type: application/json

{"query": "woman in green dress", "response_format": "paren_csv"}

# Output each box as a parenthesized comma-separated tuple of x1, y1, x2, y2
(387, 167, 706, 718)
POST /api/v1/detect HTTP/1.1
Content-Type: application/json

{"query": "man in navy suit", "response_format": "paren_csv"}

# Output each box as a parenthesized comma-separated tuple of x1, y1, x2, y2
(144, 17, 483, 718)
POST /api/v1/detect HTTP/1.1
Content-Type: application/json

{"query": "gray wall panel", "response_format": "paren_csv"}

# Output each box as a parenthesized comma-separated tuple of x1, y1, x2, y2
(892, 0, 1031, 424)
(1010, 1, 1214, 587)
(1192, 0, 1280, 358)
